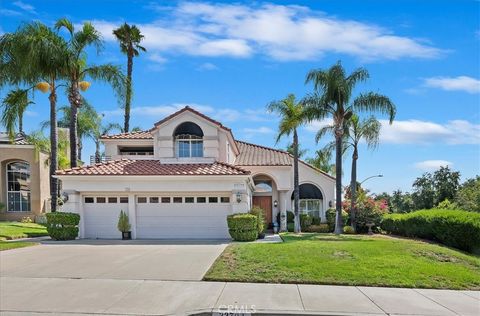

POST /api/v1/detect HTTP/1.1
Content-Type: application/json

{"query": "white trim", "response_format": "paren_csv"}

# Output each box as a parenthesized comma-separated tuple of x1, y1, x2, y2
(5, 160, 31, 212)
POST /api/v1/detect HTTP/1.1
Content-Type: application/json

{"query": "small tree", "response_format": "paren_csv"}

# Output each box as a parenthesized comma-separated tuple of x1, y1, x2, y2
(117, 210, 131, 233)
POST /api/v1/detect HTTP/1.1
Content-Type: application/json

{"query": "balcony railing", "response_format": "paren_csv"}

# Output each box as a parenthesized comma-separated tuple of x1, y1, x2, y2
(90, 156, 112, 164)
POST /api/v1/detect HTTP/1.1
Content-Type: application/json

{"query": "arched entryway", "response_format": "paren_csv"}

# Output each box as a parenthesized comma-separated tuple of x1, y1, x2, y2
(252, 174, 277, 227)
(291, 183, 324, 220)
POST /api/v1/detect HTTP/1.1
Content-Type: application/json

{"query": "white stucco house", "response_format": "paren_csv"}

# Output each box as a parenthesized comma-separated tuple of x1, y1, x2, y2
(57, 106, 335, 239)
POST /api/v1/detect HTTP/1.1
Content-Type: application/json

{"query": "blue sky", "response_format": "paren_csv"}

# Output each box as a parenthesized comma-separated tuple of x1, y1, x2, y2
(1, 0, 479, 194)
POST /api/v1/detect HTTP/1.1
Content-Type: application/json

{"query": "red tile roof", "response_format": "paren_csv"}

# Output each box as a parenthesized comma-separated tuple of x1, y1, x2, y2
(56, 159, 250, 176)
(235, 140, 292, 166)
(100, 130, 153, 140)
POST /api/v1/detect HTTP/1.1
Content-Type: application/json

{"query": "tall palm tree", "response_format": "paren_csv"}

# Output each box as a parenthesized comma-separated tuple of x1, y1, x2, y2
(0, 22, 69, 212)
(113, 23, 146, 132)
(304, 61, 395, 234)
(316, 114, 381, 230)
(0, 88, 34, 138)
(55, 18, 125, 168)
(267, 94, 306, 233)
(306, 147, 335, 176)
(88, 120, 122, 163)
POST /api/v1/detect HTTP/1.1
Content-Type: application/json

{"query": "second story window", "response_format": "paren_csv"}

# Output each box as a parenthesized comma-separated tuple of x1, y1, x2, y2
(173, 122, 204, 158)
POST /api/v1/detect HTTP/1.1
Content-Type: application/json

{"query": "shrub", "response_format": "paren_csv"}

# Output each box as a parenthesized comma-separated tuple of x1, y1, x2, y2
(286, 211, 295, 223)
(117, 210, 131, 233)
(227, 213, 257, 241)
(437, 199, 457, 210)
(46, 212, 80, 240)
(343, 226, 355, 234)
(306, 224, 330, 233)
(300, 213, 312, 231)
(381, 209, 480, 253)
(311, 217, 321, 225)
(326, 208, 348, 232)
(0, 202, 5, 212)
(354, 198, 388, 233)
(250, 206, 266, 236)
(287, 222, 295, 232)
(21, 216, 33, 223)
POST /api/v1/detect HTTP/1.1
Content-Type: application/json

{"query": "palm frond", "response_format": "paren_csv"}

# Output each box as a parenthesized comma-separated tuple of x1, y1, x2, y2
(84, 64, 126, 102)
(353, 92, 396, 123)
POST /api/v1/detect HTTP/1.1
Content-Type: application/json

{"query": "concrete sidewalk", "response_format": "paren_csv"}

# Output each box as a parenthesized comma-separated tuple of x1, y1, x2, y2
(1, 277, 478, 315)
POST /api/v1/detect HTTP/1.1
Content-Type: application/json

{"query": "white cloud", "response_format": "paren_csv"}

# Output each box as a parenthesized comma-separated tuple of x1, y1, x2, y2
(13, 1, 35, 13)
(304, 119, 333, 132)
(90, 2, 442, 63)
(196, 62, 219, 71)
(414, 160, 453, 171)
(424, 76, 480, 94)
(0, 9, 21, 16)
(242, 126, 274, 138)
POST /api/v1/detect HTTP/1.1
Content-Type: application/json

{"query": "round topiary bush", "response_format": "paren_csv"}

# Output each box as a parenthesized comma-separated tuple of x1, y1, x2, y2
(46, 212, 80, 240)
(343, 225, 355, 234)
(227, 213, 258, 242)
(300, 213, 312, 231)
(326, 208, 348, 232)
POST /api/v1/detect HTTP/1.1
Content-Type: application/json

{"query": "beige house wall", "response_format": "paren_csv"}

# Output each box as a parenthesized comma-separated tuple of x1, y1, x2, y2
(0, 145, 50, 221)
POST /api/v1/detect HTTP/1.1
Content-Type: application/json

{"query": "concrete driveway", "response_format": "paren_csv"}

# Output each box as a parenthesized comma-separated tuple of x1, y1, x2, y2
(0, 239, 228, 281)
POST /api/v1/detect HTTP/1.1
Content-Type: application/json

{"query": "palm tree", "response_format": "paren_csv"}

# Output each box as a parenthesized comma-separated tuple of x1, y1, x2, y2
(88, 120, 122, 163)
(304, 61, 395, 234)
(316, 114, 381, 230)
(55, 19, 125, 168)
(0, 88, 34, 138)
(267, 94, 306, 233)
(286, 143, 307, 158)
(0, 22, 70, 212)
(306, 147, 335, 176)
(113, 23, 146, 132)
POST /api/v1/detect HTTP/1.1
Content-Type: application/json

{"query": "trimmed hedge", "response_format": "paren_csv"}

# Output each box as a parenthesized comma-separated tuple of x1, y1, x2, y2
(227, 213, 258, 241)
(381, 209, 480, 253)
(326, 208, 349, 232)
(306, 224, 330, 233)
(300, 214, 312, 231)
(46, 212, 80, 240)
(286, 211, 295, 223)
(343, 226, 355, 234)
(250, 206, 266, 236)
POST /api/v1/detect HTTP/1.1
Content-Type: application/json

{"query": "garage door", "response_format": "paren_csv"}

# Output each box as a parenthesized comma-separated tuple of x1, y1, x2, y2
(83, 196, 129, 239)
(136, 195, 231, 239)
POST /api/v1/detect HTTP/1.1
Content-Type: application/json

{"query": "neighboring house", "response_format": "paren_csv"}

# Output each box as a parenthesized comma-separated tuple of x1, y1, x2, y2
(0, 133, 50, 221)
(57, 106, 335, 239)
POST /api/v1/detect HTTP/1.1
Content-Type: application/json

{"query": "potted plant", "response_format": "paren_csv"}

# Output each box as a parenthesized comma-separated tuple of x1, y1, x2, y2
(117, 210, 131, 240)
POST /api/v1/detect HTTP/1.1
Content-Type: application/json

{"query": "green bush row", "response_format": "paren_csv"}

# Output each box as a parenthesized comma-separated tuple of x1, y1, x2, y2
(381, 209, 480, 253)
(227, 213, 258, 242)
(46, 212, 80, 240)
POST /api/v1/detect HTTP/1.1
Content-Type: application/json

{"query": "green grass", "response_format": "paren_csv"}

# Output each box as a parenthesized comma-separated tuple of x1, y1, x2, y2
(0, 241, 38, 251)
(0, 221, 48, 240)
(204, 233, 480, 290)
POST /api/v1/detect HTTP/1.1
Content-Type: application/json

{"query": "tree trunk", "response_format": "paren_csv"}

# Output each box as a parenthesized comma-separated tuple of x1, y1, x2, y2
(78, 139, 82, 162)
(293, 129, 301, 233)
(124, 49, 133, 133)
(49, 83, 58, 212)
(18, 113, 23, 134)
(95, 140, 101, 163)
(350, 146, 358, 231)
(334, 126, 344, 234)
(68, 80, 81, 168)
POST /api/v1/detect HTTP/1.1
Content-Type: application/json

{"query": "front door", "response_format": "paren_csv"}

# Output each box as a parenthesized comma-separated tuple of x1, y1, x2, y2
(252, 196, 272, 226)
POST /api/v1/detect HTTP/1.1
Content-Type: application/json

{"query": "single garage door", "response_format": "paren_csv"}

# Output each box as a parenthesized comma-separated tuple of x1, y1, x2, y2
(136, 195, 231, 239)
(83, 196, 129, 239)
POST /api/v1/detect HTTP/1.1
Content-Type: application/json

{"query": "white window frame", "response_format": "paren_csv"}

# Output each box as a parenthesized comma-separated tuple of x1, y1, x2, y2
(6, 161, 31, 212)
(175, 134, 203, 158)
(298, 199, 321, 218)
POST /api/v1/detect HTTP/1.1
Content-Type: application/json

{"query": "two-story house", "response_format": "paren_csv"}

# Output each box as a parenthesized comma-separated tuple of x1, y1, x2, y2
(56, 106, 335, 239)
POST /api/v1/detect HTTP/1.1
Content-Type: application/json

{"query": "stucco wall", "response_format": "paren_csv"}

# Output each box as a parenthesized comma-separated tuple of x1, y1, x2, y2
(0, 145, 49, 221)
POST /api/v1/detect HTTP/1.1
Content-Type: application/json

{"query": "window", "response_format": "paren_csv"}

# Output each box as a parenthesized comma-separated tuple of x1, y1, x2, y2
(108, 197, 118, 203)
(97, 197, 106, 203)
(209, 197, 218, 203)
(120, 197, 128, 203)
(137, 197, 147, 203)
(185, 197, 194, 203)
(85, 197, 94, 203)
(175, 135, 203, 158)
(254, 180, 273, 193)
(197, 197, 206, 203)
(299, 199, 321, 218)
(220, 197, 230, 203)
(6, 161, 31, 212)
(173, 197, 182, 203)
(149, 197, 159, 203)
(161, 197, 171, 203)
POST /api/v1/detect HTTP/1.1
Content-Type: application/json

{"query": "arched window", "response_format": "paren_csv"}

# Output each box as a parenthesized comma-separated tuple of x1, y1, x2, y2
(291, 183, 323, 219)
(173, 122, 204, 158)
(6, 161, 31, 212)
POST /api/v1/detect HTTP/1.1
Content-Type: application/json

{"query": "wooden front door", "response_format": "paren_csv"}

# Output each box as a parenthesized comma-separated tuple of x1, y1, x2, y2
(252, 196, 272, 225)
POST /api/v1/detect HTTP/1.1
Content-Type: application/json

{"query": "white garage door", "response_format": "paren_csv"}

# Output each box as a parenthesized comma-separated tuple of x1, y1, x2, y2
(83, 196, 129, 239)
(136, 195, 231, 239)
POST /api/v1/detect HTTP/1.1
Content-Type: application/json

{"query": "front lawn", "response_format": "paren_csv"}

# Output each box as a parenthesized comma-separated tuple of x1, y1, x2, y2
(0, 241, 38, 251)
(204, 233, 480, 290)
(0, 221, 48, 240)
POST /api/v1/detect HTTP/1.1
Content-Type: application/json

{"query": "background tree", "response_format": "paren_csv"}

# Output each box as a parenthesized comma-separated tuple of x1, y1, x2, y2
(390, 189, 415, 213)
(0, 22, 69, 212)
(267, 94, 306, 233)
(286, 143, 307, 158)
(0, 88, 33, 138)
(412, 173, 435, 209)
(113, 23, 146, 132)
(306, 147, 335, 175)
(87, 117, 122, 163)
(433, 166, 460, 205)
(56, 19, 125, 168)
(304, 61, 396, 234)
(455, 176, 480, 212)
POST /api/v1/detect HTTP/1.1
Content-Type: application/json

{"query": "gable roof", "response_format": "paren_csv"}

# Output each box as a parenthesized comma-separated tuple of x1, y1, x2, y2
(0, 132, 30, 145)
(101, 130, 153, 140)
(56, 159, 250, 176)
(152, 106, 232, 132)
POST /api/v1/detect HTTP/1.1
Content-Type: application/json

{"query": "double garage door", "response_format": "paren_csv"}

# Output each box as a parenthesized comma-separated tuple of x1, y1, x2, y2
(83, 195, 231, 239)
